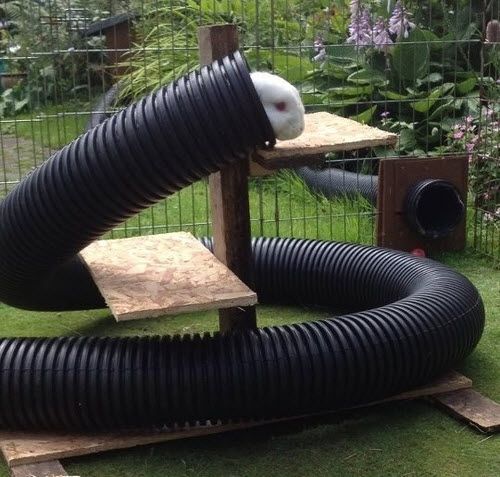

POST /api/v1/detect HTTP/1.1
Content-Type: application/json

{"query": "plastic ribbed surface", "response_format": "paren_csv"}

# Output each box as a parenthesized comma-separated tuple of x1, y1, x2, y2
(0, 237, 484, 430)
(0, 51, 274, 310)
(296, 170, 465, 239)
(0, 52, 485, 431)
(296, 166, 378, 204)
(404, 179, 465, 239)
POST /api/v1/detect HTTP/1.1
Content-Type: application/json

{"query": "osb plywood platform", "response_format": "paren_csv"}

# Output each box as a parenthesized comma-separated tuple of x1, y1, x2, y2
(0, 371, 473, 469)
(80, 232, 257, 321)
(253, 112, 398, 169)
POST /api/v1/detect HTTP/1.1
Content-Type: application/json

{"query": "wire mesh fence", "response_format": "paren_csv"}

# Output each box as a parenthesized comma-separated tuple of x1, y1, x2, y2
(0, 1, 498, 264)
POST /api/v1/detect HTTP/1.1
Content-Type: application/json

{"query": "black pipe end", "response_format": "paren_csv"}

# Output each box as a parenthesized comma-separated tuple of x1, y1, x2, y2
(405, 179, 465, 239)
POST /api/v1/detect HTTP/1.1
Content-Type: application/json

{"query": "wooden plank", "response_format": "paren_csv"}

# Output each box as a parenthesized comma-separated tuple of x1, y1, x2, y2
(0, 371, 472, 467)
(370, 370, 472, 404)
(431, 388, 500, 433)
(253, 112, 397, 169)
(249, 159, 275, 177)
(10, 460, 67, 477)
(80, 232, 257, 321)
(198, 24, 257, 332)
(377, 155, 468, 253)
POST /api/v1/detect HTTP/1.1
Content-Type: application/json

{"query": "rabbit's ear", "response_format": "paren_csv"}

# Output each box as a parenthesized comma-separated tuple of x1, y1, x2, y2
(250, 72, 305, 141)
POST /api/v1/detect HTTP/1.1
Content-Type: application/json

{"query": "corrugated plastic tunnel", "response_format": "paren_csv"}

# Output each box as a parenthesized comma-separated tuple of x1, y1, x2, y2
(0, 52, 485, 430)
(296, 166, 466, 239)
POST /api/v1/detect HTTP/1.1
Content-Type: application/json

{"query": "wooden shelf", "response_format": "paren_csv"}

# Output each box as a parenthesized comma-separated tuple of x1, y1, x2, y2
(253, 112, 398, 170)
(80, 232, 257, 321)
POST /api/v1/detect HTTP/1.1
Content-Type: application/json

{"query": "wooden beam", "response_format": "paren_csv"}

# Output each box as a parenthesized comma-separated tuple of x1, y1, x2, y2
(0, 371, 474, 468)
(198, 24, 257, 332)
(431, 388, 500, 433)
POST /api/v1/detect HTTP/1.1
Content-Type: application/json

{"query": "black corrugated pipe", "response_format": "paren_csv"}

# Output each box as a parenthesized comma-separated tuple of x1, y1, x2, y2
(296, 166, 378, 204)
(85, 86, 466, 241)
(296, 167, 465, 239)
(85, 82, 121, 131)
(0, 51, 274, 311)
(0, 52, 484, 430)
(405, 179, 466, 239)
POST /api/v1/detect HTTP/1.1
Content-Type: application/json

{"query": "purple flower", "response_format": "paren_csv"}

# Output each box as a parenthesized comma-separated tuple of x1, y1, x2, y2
(388, 1, 415, 39)
(372, 17, 393, 52)
(380, 111, 390, 118)
(453, 130, 464, 140)
(347, 6, 373, 46)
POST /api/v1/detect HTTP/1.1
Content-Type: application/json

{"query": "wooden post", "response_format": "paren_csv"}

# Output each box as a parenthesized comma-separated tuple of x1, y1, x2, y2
(198, 24, 257, 332)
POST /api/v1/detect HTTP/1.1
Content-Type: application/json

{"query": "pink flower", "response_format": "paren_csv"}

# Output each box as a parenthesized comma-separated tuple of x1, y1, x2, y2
(466, 142, 476, 153)
(453, 130, 464, 140)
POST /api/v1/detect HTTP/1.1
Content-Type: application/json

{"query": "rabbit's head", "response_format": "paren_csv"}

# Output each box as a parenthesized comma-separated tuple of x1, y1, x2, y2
(250, 71, 305, 141)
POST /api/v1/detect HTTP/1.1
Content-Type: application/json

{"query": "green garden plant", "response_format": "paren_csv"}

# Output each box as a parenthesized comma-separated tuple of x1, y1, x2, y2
(306, 0, 485, 156)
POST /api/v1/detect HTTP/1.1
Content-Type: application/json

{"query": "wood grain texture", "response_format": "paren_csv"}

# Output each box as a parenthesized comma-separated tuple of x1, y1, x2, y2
(10, 460, 68, 477)
(377, 155, 468, 252)
(253, 112, 397, 168)
(197, 24, 238, 66)
(0, 371, 472, 467)
(80, 232, 257, 321)
(431, 388, 500, 433)
(198, 24, 257, 331)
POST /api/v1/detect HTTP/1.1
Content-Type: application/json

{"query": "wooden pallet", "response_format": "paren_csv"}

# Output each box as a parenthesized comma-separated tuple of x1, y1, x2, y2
(4, 370, 499, 477)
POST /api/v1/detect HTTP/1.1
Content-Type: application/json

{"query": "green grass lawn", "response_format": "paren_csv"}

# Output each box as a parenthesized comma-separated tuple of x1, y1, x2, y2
(0, 106, 498, 476)
(0, 251, 497, 477)
(2, 102, 89, 150)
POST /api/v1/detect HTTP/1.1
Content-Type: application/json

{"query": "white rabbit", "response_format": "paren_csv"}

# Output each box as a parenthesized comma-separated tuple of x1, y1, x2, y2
(250, 71, 305, 141)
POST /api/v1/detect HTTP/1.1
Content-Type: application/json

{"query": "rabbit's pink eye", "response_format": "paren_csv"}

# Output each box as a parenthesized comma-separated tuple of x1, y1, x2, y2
(274, 102, 287, 111)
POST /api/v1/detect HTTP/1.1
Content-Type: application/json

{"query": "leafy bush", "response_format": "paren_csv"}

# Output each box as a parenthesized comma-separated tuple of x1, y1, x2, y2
(305, 0, 485, 156)
(0, 1, 107, 117)
(440, 106, 499, 221)
(119, 0, 324, 99)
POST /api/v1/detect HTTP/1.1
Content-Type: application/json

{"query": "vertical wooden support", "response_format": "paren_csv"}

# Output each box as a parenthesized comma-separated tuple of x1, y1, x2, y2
(198, 25, 257, 332)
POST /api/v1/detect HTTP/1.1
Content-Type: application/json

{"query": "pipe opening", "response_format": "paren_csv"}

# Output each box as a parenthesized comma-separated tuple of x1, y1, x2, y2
(405, 179, 465, 239)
